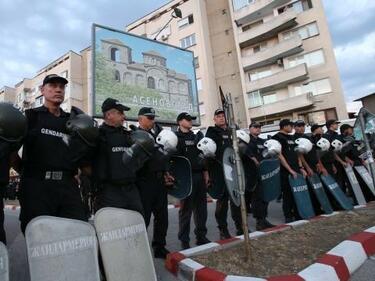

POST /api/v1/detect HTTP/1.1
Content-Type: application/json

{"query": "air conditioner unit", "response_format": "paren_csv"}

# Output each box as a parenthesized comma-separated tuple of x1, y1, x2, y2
(276, 58, 283, 66)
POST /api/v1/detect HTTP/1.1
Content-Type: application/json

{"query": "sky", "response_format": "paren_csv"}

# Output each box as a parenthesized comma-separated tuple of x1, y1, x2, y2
(1, 0, 374, 105)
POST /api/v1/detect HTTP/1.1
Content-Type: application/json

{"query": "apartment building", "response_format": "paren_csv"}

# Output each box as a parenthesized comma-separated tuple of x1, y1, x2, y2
(127, 0, 347, 128)
(10, 50, 90, 113)
(0, 86, 16, 103)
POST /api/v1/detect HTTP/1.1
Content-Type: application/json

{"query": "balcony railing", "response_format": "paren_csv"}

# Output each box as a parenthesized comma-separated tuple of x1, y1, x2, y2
(234, 0, 292, 26)
(249, 92, 314, 118)
(246, 63, 308, 93)
(238, 10, 298, 48)
(242, 36, 303, 71)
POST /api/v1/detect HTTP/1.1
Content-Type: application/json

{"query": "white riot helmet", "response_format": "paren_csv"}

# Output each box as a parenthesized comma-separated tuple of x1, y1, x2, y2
(295, 138, 313, 154)
(236, 129, 250, 144)
(316, 137, 330, 151)
(262, 139, 282, 158)
(156, 129, 178, 153)
(197, 137, 217, 158)
(331, 139, 343, 152)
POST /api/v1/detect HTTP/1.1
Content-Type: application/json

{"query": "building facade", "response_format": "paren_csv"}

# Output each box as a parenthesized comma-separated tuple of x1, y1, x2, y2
(127, 0, 347, 128)
(8, 50, 89, 113)
(0, 86, 16, 103)
(355, 93, 375, 113)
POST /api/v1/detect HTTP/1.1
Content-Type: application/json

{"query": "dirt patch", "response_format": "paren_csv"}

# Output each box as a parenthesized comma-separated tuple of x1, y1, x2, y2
(194, 204, 375, 278)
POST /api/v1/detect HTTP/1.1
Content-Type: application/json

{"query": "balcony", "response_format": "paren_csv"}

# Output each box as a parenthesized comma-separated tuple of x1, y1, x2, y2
(234, 0, 292, 26)
(249, 92, 314, 118)
(246, 63, 308, 93)
(239, 10, 298, 48)
(242, 36, 303, 71)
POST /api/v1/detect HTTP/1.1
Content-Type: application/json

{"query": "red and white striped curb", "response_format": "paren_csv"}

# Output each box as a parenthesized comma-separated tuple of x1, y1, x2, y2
(4, 205, 20, 211)
(166, 205, 375, 281)
(168, 198, 216, 209)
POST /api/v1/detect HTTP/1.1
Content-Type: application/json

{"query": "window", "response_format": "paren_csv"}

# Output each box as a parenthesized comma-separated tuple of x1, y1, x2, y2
(232, 0, 255, 11)
(158, 79, 165, 90)
(110, 48, 120, 62)
(248, 91, 262, 108)
(196, 78, 202, 91)
(242, 20, 263, 32)
(60, 70, 68, 78)
(168, 81, 176, 93)
(253, 42, 267, 53)
(114, 70, 120, 82)
(263, 93, 277, 104)
(147, 77, 155, 89)
(199, 103, 205, 116)
(194, 57, 199, 68)
(124, 72, 132, 85)
(277, 0, 312, 15)
(249, 68, 272, 81)
(283, 22, 319, 40)
(35, 95, 44, 107)
(294, 78, 332, 96)
(287, 49, 325, 68)
(180, 34, 196, 49)
(178, 14, 194, 29)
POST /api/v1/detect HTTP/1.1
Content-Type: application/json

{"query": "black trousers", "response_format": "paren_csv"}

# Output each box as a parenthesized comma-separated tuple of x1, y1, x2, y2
(215, 189, 242, 231)
(280, 172, 299, 219)
(94, 183, 144, 216)
(178, 172, 208, 243)
(250, 182, 268, 220)
(0, 185, 5, 244)
(19, 177, 87, 234)
(137, 175, 168, 248)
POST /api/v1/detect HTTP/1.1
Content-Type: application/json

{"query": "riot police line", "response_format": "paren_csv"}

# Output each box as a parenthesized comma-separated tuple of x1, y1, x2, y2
(0, 73, 374, 280)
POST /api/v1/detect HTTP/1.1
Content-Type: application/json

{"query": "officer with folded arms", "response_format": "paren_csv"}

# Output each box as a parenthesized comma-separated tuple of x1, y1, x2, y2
(16, 74, 92, 233)
(92, 98, 154, 215)
(175, 112, 210, 249)
(0, 102, 27, 243)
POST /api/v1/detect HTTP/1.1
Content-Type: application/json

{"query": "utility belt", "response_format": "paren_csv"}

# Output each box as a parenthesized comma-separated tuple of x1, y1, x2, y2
(22, 169, 75, 182)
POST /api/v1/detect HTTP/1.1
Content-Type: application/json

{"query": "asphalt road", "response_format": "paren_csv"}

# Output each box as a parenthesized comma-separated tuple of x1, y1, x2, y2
(3, 202, 374, 281)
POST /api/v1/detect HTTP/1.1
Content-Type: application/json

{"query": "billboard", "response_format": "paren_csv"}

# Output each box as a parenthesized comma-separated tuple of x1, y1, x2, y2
(92, 24, 200, 125)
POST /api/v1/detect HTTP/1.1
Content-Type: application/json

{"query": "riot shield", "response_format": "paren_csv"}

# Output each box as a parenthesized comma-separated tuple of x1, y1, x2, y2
(94, 208, 157, 281)
(344, 165, 367, 205)
(354, 165, 375, 196)
(207, 158, 226, 199)
(25, 216, 100, 281)
(259, 158, 281, 202)
(168, 156, 192, 199)
(307, 174, 333, 214)
(320, 174, 353, 210)
(222, 147, 245, 207)
(288, 174, 315, 219)
(0, 242, 9, 281)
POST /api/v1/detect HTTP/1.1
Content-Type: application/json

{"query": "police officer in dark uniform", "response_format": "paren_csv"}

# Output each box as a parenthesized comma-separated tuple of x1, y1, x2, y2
(272, 119, 306, 222)
(0, 102, 27, 243)
(92, 98, 152, 215)
(205, 109, 242, 239)
(321, 119, 341, 176)
(245, 122, 275, 230)
(305, 124, 329, 176)
(18, 74, 87, 233)
(136, 107, 172, 259)
(175, 112, 210, 249)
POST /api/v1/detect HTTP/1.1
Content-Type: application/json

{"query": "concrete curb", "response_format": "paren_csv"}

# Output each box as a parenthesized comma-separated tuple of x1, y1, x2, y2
(166, 204, 375, 281)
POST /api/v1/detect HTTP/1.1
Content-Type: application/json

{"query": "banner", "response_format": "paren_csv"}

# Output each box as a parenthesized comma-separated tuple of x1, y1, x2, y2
(92, 24, 200, 125)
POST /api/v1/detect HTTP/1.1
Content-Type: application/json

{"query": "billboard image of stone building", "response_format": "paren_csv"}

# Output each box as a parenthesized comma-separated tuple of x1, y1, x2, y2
(93, 25, 199, 124)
